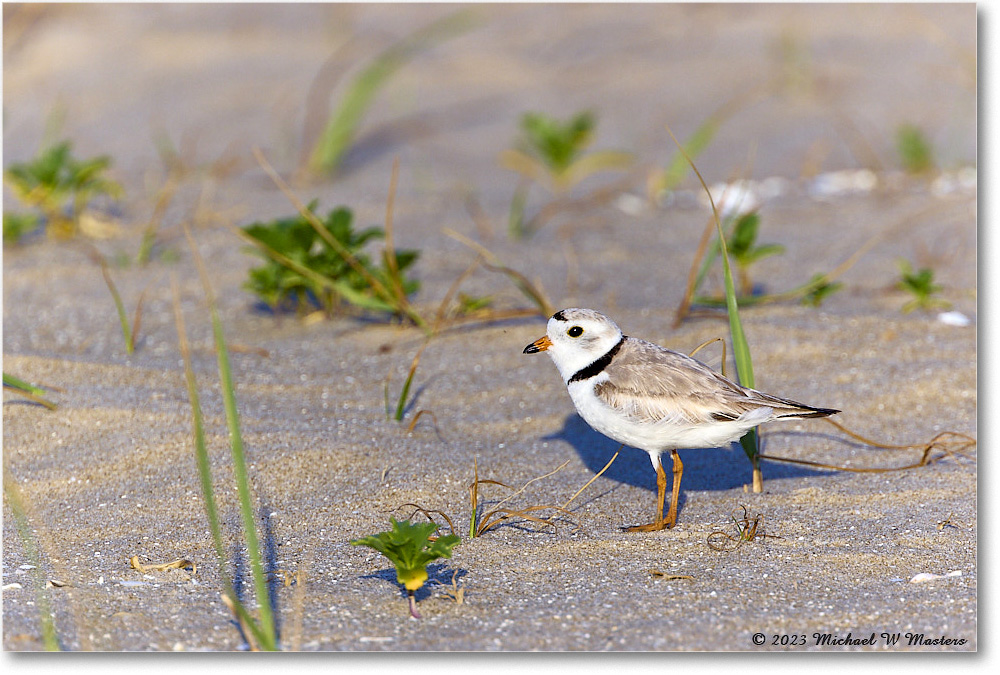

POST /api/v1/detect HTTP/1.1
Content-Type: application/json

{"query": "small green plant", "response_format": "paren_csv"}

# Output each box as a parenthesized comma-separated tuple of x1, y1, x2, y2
(800, 274, 844, 307)
(3, 140, 123, 241)
(725, 212, 785, 296)
(897, 258, 951, 313)
(500, 110, 632, 237)
(351, 518, 460, 619)
(896, 124, 934, 174)
(503, 110, 633, 192)
(683, 211, 785, 307)
(455, 292, 493, 315)
(241, 201, 419, 318)
(678, 209, 852, 320)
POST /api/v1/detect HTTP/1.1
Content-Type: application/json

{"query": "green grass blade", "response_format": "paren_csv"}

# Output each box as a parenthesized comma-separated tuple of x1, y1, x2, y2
(172, 277, 272, 650)
(208, 281, 277, 650)
(3, 372, 58, 409)
(654, 116, 723, 196)
(3, 372, 49, 398)
(171, 276, 227, 577)
(99, 263, 133, 354)
(309, 11, 475, 173)
(507, 181, 528, 239)
(184, 228, 278, 650)
(3, 474, 60, 650)
(394, 365, 416, 422)
(664, 123, 761, 483)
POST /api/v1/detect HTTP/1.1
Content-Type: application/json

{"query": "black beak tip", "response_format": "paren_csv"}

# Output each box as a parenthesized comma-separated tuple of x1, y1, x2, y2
(523, 344, 538, 354)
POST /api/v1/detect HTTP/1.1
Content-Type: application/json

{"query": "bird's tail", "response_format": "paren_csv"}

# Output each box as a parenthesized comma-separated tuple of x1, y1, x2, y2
(758, 392, 840, 419)
(777, 405, 840, 419)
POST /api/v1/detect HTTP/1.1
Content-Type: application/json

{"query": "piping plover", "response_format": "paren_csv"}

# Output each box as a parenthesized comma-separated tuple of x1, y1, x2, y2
(523, 308, 839, 531)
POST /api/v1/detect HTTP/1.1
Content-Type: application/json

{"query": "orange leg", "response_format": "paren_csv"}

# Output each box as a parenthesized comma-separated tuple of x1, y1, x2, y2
(664, 449, 683, 528)
(624, 453, 677, 532)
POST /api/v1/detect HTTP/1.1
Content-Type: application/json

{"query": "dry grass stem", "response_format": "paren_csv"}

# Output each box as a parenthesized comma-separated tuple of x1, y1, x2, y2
(707, 505, 778, 552)
(648, 570, 695, 580)
(464, 192, 495, 240)
(477, 505, 571, 535)
(382, 156, 407, 307)
(556, 447, 620, 514)
(128, 555, 196, 575)
(760, 419, 976, 473)
(90, 247, 146, 354)
(471, 460, 576, 536)
(688, 337, 728, 378)
(518, 170, 639, 234)
(406, 409, 439, 434)
(287, 558, 309, 652)
(431, 255, 485, 329)
(396, 503, 458, 537)
(220, 592, 260, 652)
(488, 460, 569, 514)
(443, 227, 554, 316)
(937, 513, 962, 531)
(673, 209, 731, 328)
(444, 570, 465, 605)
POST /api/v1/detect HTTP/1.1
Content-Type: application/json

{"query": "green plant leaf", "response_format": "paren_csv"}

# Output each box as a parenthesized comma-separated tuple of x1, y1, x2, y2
(800, 274, 843, 307)
(741, 243, 786, 265)
(3, 211, 40, 244)
(352, 518, 460, 591)
(896, 124, 934, 174)
(727, 212, 759, 258)
(519, 111, 595, 174)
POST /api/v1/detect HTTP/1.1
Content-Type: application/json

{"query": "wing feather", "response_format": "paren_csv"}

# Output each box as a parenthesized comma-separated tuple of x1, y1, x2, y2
(593, 338, 831, 425)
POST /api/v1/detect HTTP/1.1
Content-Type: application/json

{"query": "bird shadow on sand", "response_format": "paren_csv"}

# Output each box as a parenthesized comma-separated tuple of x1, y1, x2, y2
(545, 414, 835, 502)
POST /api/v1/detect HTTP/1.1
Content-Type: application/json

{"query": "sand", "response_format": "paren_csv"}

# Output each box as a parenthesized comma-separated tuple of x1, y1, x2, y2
(2, 3, 977, 652)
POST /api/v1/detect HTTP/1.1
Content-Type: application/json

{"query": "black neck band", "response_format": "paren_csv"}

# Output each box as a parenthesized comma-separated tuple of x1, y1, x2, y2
(567, 335, 626, 384)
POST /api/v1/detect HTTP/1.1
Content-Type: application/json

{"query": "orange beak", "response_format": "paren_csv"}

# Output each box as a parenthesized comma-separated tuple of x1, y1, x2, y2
(523, 335, 552, 354)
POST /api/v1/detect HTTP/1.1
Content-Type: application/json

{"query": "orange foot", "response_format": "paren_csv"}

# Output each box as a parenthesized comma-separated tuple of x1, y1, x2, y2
(623, 519, 674, 533)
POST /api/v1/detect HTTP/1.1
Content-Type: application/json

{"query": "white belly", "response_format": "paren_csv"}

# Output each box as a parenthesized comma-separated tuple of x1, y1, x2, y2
(566, 379, 770, 454)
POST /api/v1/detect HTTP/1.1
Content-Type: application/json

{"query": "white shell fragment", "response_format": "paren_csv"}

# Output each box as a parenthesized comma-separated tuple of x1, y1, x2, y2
(807, 169, 878, 199)
(909, 570, 963, 584)
(937, 311, 972, 327)
(705, 180, 760, 217)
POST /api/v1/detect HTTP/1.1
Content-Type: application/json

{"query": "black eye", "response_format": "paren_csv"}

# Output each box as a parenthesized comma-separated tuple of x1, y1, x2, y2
(567, 326, 584, 337)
